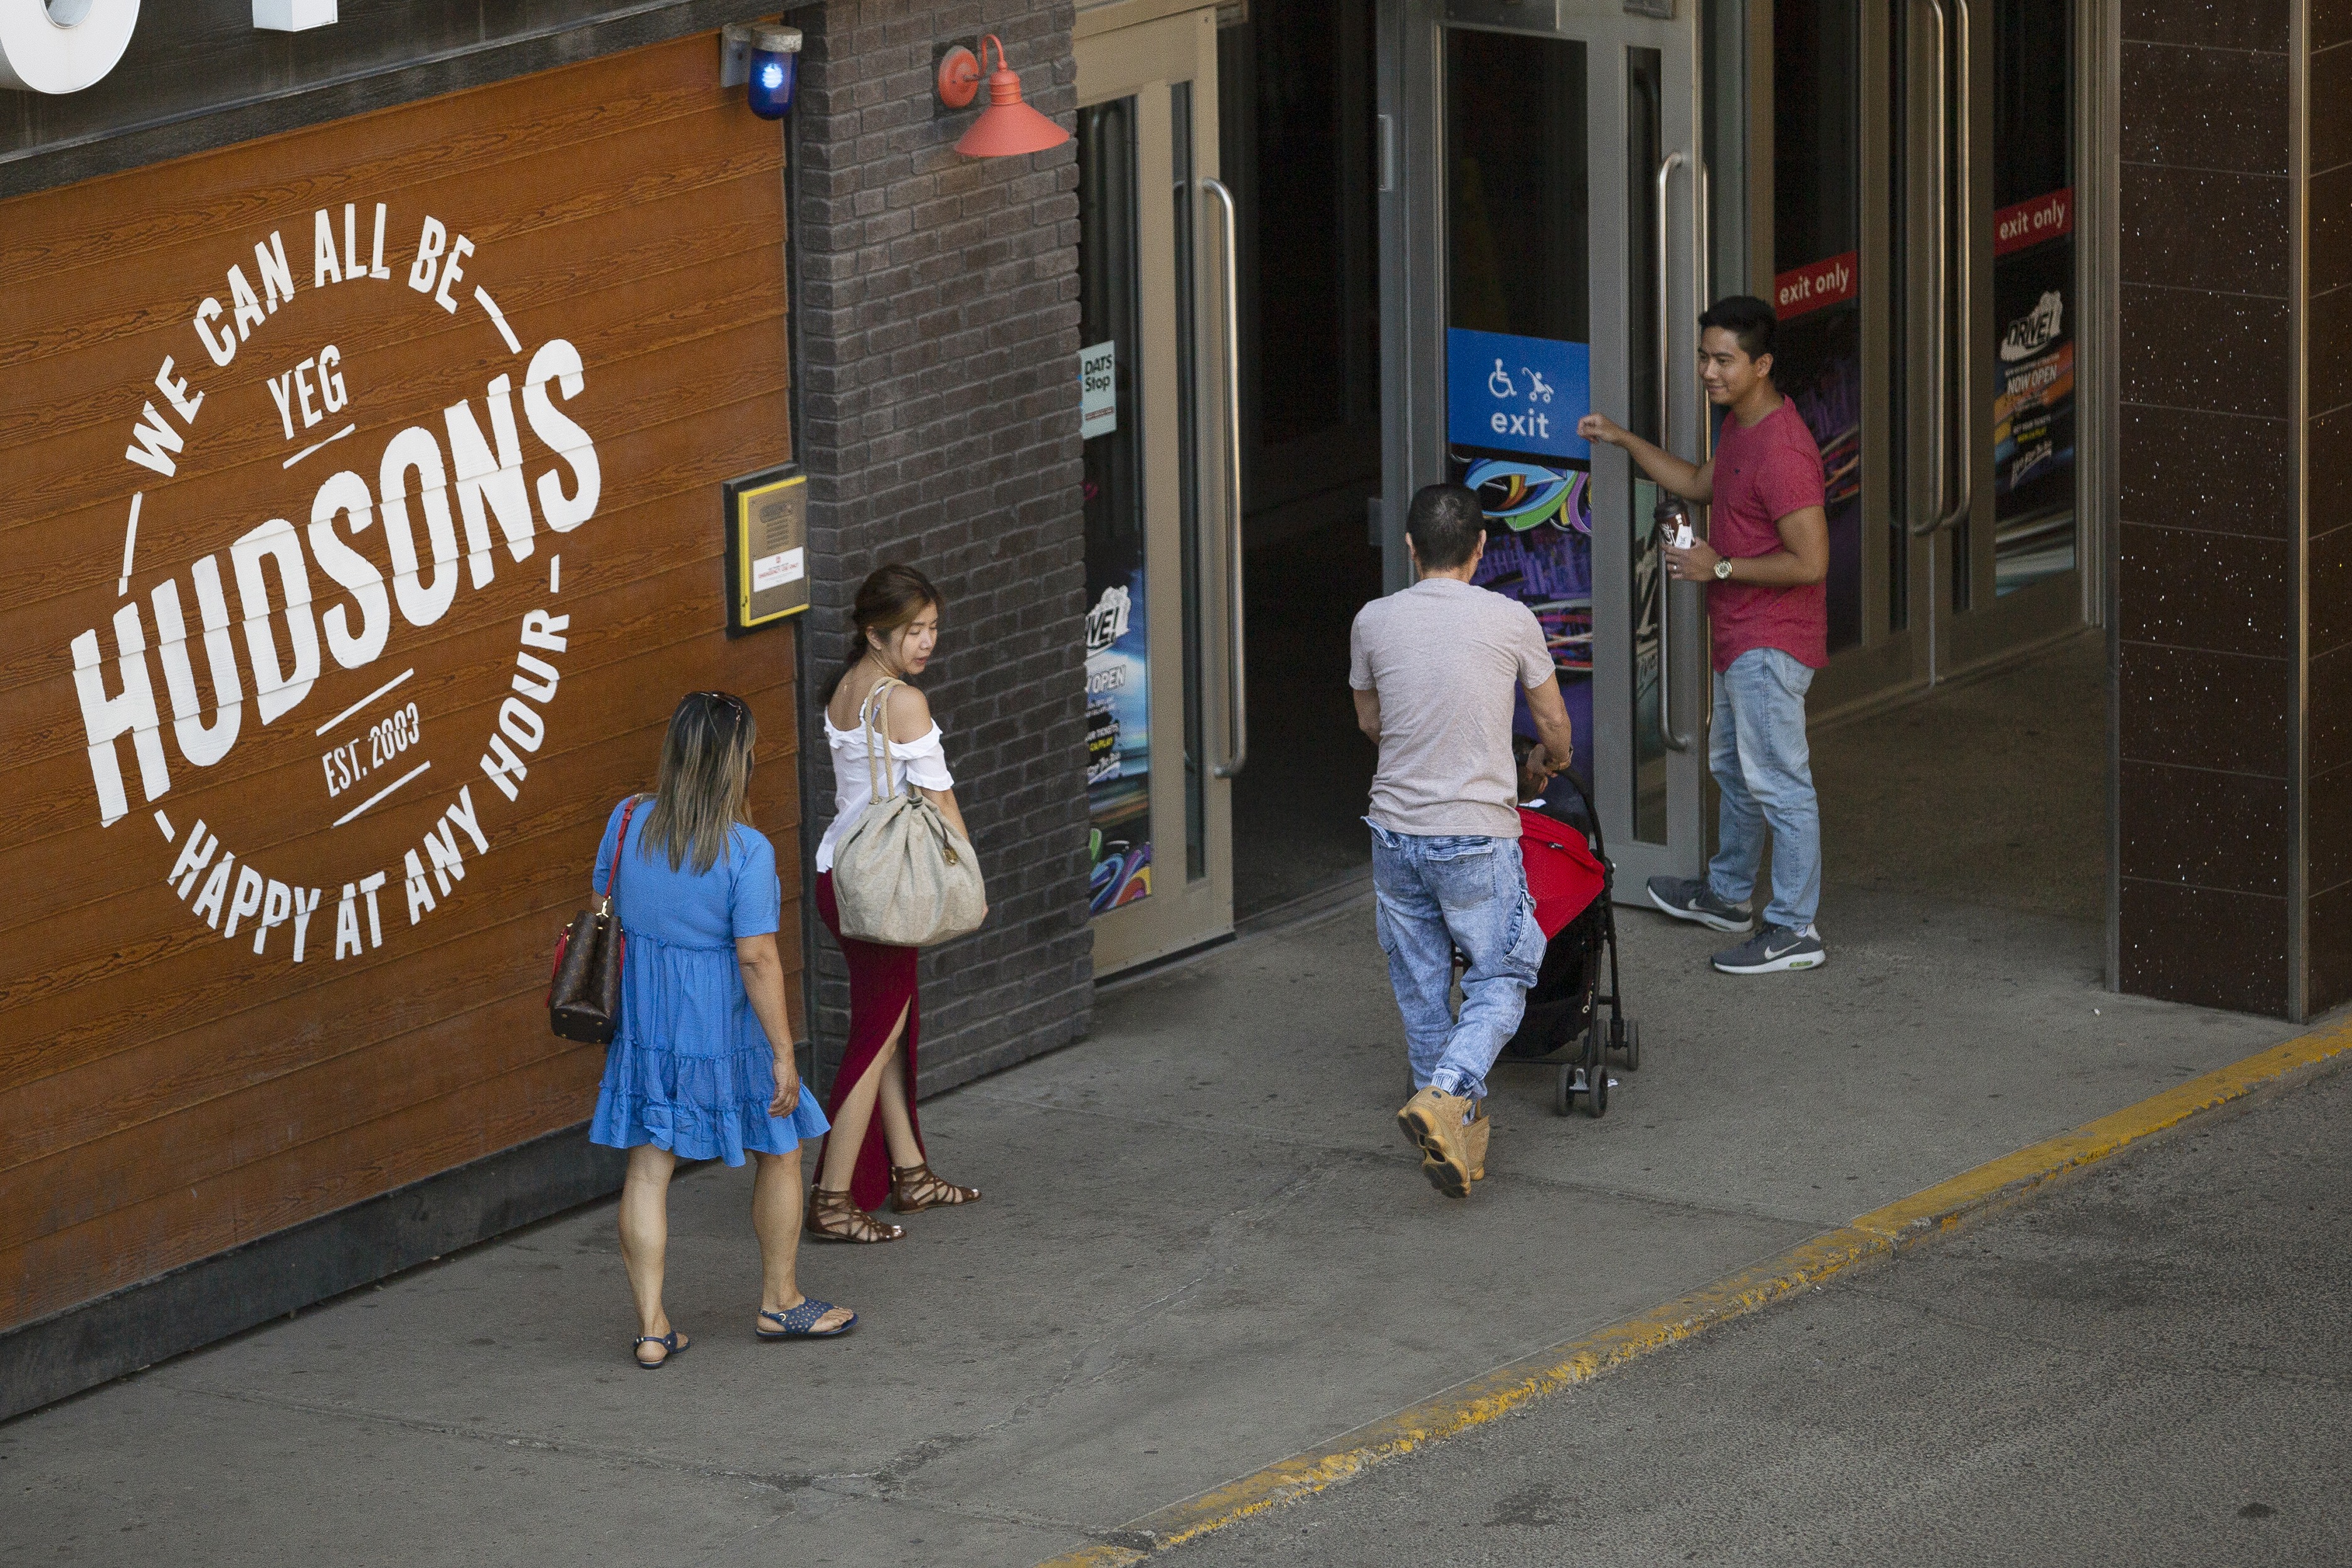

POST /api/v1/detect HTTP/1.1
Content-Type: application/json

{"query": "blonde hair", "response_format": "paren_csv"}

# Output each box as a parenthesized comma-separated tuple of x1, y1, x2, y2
(641, 692, 757, 874)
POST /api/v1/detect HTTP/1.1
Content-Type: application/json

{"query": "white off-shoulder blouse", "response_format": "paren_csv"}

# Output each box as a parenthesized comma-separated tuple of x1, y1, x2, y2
(817, 694, 956, 875)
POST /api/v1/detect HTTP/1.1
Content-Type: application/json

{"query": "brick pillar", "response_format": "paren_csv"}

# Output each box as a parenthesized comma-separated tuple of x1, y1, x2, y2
(2116, 4, 2291, 1013)
(2306, 7, 2352, 1011)
(793, 2, 1093, 1091)
(2117, 3, 2352, 1019)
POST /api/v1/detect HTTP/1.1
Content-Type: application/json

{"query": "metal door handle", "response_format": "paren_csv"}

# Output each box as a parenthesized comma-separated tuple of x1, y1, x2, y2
(1939, 0, 1973, 537)
(1912, 0, 1972, 538)
(1653, 151, 1691, 755)
(1201, 176, 1248, 779)
(1655, 152, 1684, 446)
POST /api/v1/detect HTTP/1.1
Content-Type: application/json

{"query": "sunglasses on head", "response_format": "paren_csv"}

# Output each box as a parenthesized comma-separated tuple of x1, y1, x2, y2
(691, 691, 749, 724)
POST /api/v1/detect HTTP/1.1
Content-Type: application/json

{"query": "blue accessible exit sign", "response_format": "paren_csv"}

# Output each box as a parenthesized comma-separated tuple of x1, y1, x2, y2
(1446, 327, 1591, 463)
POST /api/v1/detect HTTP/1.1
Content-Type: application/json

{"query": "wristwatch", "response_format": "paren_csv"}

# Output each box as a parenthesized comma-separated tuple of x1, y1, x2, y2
(1712, 557, 1734, 581)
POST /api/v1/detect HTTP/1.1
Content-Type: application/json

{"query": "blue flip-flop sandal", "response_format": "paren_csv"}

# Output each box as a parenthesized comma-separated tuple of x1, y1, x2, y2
(757, 1299, 857, 1340)
(633, 1329, 689, 1369)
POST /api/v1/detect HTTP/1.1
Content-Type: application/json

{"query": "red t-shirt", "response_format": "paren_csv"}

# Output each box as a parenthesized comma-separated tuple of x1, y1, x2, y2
(1707, 398, 1828, 672)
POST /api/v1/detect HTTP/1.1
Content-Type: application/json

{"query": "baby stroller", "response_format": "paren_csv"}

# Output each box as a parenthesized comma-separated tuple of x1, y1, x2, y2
(1498, 768, 1640, 1116)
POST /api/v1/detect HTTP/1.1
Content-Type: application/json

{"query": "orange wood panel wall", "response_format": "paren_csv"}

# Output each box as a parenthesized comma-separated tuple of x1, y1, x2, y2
(0, 33, 800, 1333)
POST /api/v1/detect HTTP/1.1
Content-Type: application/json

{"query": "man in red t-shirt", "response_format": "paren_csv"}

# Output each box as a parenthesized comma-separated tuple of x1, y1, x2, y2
(1579, 295, 1831, 974)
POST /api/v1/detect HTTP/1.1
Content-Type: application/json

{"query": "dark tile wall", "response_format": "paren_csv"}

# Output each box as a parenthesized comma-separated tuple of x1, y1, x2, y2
(792, 2, 1094, 1094)
(2313, 21, 2352, 1014)
(2116, 3, 2293, 1015)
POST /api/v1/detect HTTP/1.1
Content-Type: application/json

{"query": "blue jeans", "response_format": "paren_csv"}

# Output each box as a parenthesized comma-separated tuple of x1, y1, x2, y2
(1707, 647, 1821, 930)
(1369, 824, 1548, 1102)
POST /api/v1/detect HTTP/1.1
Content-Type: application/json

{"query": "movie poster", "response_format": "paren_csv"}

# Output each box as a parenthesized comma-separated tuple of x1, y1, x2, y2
(1077, 99, 1153, 917)
(1080, 339, 1150, 916)
(1083, 556, 1150, 915)
(1771, 251, 1863, 653)
(1991, 188, 2076, 595)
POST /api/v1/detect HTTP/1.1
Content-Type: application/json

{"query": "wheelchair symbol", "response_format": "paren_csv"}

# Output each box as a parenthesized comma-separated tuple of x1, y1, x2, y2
(1488, 359, 1517, 399)
(1523, 369, 1554, 403)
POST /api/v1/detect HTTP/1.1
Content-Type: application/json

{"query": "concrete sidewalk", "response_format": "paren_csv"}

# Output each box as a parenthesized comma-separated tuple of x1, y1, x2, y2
(0, 869, 2300, 1567)
(1164, 1042, 2352, 1567)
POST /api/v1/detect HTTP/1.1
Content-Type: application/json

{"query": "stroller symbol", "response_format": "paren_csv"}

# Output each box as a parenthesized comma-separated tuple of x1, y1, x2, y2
(1488, 359, 1517, 399)
(1523, 369, 1554, 403)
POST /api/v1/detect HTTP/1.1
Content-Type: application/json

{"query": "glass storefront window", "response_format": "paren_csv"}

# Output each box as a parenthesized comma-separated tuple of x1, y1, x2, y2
(1078, 98, 1155, 914)
(1990, 0, 2076, 597)
(1771, 0, 1864, 654)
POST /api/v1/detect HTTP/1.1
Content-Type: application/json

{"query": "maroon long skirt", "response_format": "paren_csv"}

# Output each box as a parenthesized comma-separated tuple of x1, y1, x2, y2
(813, 871, 926, 1210)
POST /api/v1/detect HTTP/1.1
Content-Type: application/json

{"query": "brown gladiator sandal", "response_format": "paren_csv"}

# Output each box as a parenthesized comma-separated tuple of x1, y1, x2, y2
(803, 1185, 904, 1243)
(889, 1162, 982, 1214)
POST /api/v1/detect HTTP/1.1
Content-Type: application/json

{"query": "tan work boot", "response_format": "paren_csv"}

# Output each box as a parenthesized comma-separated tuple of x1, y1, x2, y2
(1464, 1102, 1490, 1182)
(1397, 1086, 1478, 1197)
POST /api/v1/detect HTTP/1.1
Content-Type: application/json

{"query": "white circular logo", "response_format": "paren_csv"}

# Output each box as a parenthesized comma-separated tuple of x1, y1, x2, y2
(72, 201, 604, 965)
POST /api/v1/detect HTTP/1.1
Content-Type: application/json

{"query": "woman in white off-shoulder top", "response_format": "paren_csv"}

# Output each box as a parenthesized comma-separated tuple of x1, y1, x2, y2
(807, 564, 987, 1243)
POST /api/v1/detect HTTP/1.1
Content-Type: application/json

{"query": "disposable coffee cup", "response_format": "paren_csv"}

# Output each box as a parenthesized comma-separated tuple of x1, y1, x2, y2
(1655, 498, 1693, 551)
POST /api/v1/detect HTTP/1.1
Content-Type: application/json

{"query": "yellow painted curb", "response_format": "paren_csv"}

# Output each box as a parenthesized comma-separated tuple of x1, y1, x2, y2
(1034, 1017, 2352, 1567)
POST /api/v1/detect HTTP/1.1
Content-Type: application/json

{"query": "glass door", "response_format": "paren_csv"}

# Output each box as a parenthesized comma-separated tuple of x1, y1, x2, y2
(1078, 7, 1236, 975)
(1760, 0, 1910, 709)
(1744, 0, 2089, 712)
(1382, 0, 1710, 892)
(1898, 0, 2087, 678)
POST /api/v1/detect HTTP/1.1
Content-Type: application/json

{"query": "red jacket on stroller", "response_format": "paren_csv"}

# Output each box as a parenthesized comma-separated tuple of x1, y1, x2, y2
(1519, 805, 1606, 938)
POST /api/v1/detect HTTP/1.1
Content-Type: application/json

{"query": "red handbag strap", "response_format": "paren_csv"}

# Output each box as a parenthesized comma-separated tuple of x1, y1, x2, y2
(610, 795, 645, 908)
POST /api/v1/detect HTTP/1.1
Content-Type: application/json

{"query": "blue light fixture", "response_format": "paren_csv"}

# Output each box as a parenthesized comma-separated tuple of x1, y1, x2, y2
(746, 24, 800, 119)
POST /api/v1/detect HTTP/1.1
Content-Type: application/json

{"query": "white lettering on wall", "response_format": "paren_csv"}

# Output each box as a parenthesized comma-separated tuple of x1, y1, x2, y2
(71, 604, 167, 825)
(150, 561, 243, 768)
(307, 469, 389, 669)
(70, 211, 605, 968)
(445, 375, 533, 583)
(524, 341, 600, 531)
(230, 517, 320, 724)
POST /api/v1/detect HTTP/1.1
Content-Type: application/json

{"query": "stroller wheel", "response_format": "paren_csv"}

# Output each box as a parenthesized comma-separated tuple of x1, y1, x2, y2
(1587, 1061, 1609, 1118)
(1614, 1017, 1641, 1072)
(1554, 1062, 1576, 1117)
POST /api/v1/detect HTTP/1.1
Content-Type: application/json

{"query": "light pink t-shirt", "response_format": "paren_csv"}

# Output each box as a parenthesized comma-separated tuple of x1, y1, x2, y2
(1348, 578, 1555, 839)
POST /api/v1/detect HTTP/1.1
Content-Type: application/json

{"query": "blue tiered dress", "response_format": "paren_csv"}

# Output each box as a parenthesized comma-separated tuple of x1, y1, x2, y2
(586, 798, 829, 1163)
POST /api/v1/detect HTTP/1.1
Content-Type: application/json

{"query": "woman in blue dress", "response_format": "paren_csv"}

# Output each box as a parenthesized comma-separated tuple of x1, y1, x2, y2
(589, 691, 855, 1365)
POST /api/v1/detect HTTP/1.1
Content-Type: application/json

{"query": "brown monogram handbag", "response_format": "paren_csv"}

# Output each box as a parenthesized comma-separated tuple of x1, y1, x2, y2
(548, 794, 645, 1044)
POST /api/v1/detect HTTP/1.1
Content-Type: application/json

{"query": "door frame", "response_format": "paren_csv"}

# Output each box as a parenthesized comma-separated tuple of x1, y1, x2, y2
(1740, 0, 2101, 724)
(1078, 5, 1238, 977)
(1377, 0, 1712, 894)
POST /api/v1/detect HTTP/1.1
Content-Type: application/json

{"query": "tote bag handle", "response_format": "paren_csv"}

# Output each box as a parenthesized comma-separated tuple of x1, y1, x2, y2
(861, 677, 904, 804)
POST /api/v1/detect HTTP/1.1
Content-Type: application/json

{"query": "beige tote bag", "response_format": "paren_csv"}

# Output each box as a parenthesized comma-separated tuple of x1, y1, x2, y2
(832, 679, 988, 947)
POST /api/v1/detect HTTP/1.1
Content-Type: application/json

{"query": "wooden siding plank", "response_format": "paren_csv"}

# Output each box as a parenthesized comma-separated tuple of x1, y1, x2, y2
(0, 645, 801, 1079)
(0, 242, 789, 549)
(0, 1049, 608, 1327)
(0, 36, 746, 291)
(0, 374, 792, 733)
(0, 677, 802, 1178)
(0, 155, 786, 444)
(0, 34, 803, 1335)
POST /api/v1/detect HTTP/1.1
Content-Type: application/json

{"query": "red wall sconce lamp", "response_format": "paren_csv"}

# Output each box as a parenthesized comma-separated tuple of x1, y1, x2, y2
(936, 34, 1070, 157)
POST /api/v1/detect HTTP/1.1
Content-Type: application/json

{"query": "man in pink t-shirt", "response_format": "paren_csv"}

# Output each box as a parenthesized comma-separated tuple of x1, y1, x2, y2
(1579, 295, 1832, 975)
